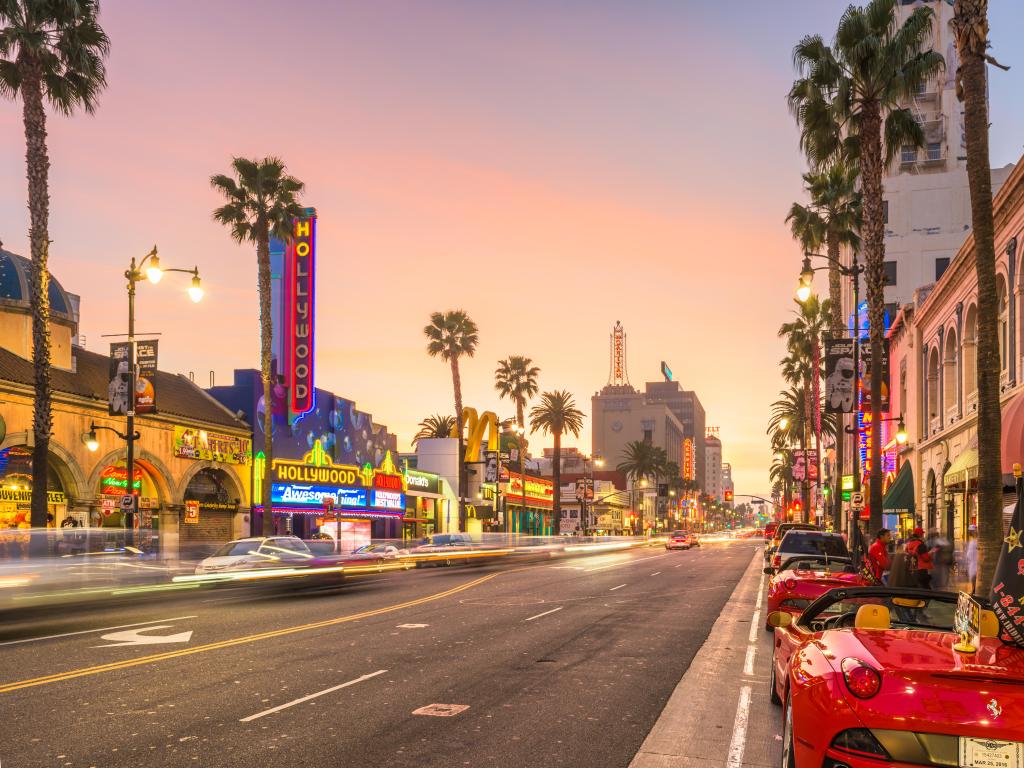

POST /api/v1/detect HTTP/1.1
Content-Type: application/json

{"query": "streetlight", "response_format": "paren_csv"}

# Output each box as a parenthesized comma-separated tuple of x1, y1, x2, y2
(121, 246, 203, 537)
(895, 416, 908, 446)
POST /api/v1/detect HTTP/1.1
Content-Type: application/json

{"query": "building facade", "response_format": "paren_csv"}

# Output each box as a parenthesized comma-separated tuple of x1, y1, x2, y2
(705, 434, 723, 502)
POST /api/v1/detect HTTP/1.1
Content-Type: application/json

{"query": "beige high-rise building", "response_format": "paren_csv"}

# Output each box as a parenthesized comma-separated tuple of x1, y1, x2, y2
(705, 433, 722, 502)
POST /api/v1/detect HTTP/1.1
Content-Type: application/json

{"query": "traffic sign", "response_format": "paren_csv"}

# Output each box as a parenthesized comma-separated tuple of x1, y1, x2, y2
(119, 494, 139, 512)
(851, 492, 865, 511)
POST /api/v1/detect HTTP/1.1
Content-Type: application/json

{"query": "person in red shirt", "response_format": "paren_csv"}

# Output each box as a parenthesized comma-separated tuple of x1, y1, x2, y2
(905, 527, 934, 589)
(868, 528, 892, 583)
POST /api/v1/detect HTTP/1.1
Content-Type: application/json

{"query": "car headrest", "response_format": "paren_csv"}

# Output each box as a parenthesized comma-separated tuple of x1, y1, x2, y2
(855, 604, 891, 630)
(980, 609, 1000, 638)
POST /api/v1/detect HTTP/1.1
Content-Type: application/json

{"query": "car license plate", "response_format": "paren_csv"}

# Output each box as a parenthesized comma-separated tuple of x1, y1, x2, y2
(960, 737, 1024, 768)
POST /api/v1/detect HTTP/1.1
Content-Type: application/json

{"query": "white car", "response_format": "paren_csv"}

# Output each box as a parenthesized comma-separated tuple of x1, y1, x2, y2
(194, 536, 313, 574)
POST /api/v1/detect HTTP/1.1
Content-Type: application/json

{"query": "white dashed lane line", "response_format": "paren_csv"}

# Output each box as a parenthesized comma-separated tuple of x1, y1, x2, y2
(239, 670, 387, 722)
(524, 606, 564, 622)
(609, 584, 627, 591)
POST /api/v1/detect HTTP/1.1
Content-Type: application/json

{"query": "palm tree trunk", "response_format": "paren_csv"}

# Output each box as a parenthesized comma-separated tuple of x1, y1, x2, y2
(828, 230, 846, 532)
(21, 67, 53, 537)
(257, 224, 275, 536)
(956, 0, 1002, 592)
(451, 357, 466, 531)
(860, 103, 885, 535)
(552, 430, 562, 535)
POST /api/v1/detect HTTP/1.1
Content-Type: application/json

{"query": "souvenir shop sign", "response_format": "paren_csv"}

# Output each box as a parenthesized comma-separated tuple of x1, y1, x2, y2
(0, 489, 66, 504)
(173, 426, 252, 465)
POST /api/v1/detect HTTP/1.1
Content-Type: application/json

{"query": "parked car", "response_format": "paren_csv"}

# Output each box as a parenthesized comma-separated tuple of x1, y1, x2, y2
(194, 536, 314, 574)
(767, 530, 849, 573)
(666, 530, 696, 550)
(768, 587, 1024, 768)
(763, 555, 867, 629)
(764, 523, 821, 565)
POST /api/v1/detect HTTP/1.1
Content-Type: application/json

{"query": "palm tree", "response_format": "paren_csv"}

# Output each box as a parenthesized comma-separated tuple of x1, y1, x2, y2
(529, 390, 584, 535)
(790, 0, 943, 533)
(413, 414, 457, 444)
(424, 310, 479, 530)
(211, 158, 305, 535)
(494, 356, 540, 434)
(952, 0, 1007, 592)
(1, 1, 110, 530)
(617, 440, 669, 534)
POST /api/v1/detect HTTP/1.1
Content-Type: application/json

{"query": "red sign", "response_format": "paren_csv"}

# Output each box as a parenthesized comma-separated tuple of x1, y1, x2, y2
(374, 472, 403, 491)
(285, 214, 317, 419)
(682, 439, 695, 481)
(184, 500, 200, 524)
(100, 465, 142, 496)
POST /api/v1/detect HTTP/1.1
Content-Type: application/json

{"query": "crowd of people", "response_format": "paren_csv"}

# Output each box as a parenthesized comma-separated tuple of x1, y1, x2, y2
(866, 525, 977, 593)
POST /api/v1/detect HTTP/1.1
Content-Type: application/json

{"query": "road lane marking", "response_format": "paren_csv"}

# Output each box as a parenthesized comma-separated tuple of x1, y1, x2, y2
(651, 571, 662, 576)
(0, 616, 198, 647)
(585, 552, 673, 572)
(95, 625, 194, 648)
(0, 571, 500, 695)
(674, 564, 683, 568)
(743, 645, 756, 676)
(726, 685, 752, 768)
(240, 670, 387, 722)
(748, 610, 761, 643)
(525, 606, 563, 621)
(609, 584, 627, 591)
(396, 624, 429, 629)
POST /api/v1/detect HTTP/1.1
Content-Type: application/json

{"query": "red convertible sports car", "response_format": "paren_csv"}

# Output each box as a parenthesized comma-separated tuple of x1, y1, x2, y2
(763, 556, 869, 630)
(769, 587, 1024, 768)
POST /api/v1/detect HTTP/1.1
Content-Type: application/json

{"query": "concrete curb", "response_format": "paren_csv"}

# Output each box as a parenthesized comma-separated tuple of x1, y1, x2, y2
(629, 546, 782, 768)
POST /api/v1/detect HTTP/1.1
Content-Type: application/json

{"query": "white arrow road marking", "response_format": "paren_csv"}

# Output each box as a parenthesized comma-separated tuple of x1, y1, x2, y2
(0, 616, 197, 647)
(95, 625, 194, 648)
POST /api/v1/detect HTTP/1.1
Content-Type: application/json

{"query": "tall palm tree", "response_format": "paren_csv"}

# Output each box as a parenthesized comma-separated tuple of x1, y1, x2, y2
(1, 1, 109, 530)
(617, 440, 669, 534)
(790, 0, 943, 533)
(424, 310, 479, 530)
(952, 0, 1007, 592)
(530, 390, 584, 535)
(413, 414, 457, 444)
(494, 356, 540, 434)
(211, 158, 305, 535)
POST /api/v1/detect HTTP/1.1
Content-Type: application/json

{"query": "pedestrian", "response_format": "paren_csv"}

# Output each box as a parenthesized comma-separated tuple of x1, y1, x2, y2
(965, 524, 978, 595)
(867, 529, 892, 583)
(929, 528, 953, 589)
(905, 527, 934, 589)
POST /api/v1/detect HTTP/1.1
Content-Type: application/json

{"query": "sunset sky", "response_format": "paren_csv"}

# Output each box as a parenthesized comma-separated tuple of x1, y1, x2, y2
(2, 1, 1023, 496)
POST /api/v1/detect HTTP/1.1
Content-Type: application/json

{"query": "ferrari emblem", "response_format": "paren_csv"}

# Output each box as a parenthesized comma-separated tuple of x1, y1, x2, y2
(1005, 527, 1022, 552)
(987, 699, 1002, 719)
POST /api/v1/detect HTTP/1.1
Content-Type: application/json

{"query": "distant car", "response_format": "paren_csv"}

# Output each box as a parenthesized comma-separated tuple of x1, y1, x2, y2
(763, 555, 867, 629)
(666, 530, 695, 550)
(769, 587, 1024, 768)
(194, 536, 313, 574)
(352, 543, 403, 559)
(410, 533, 477, 566)
(764, 522, 819, 563)
(768, 530, 849, 573)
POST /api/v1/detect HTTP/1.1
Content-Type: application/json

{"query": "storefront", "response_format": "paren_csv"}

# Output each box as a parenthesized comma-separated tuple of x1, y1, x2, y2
(0, 445, 70, 529)
(502, 471, 554, 535)
(881, 461, 915, 538)
(403, 468, 445, 542)
(254, 441, 407, 541)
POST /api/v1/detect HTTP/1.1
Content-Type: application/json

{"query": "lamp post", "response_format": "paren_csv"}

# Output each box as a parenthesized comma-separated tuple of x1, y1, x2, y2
(797, 250, 865, 534)
(83, 421, 141, 542)
(122, 247, 202, 537)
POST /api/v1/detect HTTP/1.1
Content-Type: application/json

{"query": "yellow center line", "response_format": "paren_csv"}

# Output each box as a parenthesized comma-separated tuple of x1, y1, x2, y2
(0, 571, 500, 695)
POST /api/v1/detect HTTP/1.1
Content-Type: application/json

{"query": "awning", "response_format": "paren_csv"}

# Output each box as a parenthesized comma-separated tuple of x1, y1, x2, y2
(945, 445, 978, 487)
(1001, 393, 1024, 474)
(883, 462, 915, 516)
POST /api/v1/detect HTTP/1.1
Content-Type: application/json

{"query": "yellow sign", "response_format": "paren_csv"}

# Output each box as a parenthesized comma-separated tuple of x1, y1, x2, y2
(451, 408, 499, 463)
(0, 489, 67, 504)
(173, 426, 252, 465)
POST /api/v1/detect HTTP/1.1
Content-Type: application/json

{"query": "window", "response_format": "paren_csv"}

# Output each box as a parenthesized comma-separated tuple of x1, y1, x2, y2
(883, 200, 889, 224)
(926, 142, 942, 161)
(883, 261, 898, 286)
(935, 257, 950, 280)
(643, 429, 653, 443)
(901, 145, 917, 164)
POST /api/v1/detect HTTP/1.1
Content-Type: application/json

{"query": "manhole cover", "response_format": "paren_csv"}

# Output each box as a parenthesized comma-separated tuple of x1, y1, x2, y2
(412, 703, 469, 717)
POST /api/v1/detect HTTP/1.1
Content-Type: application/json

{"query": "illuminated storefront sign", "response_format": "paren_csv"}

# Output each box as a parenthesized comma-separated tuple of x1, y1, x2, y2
(100, 466, 142, 495)
(504, 472, 553, 506)
(370, 490, 405, 510)
(173, 426, 252, 465)
(404, 469, 439, 495)
(0, 489, 66, 504)
(452, 407, 499, 463)
(682, 438, 695, 481)
(286, 213, 317, 420)
(271, 484, 367, 507)
(267, 441, 361, 486)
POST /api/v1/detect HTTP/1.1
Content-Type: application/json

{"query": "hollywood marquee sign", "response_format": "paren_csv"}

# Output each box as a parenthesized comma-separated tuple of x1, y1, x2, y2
(286, 213, 317, 420)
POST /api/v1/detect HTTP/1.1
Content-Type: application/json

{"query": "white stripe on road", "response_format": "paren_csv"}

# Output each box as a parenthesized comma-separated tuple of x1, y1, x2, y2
(239, 670, 387, 722)
(674, 564, 683, 568)
(651, 572, 662, 576)
(742, 645, 756, 676)
(749, 609, 761, 642)
(0, 615, 199, 647)
(726, 685, 752, 768)
(525, 606, 564, 622)
(609, 584, 627, 591)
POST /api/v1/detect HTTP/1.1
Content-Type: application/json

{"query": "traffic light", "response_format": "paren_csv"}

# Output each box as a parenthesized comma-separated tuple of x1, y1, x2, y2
(724, 489, 733, 502)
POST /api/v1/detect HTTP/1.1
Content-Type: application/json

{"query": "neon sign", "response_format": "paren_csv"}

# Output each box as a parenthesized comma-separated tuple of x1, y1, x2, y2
(100, 466, 142, 495)
(682, 438, 695, 481)
(271, 484, 367, 507)
(286, 212, 317, 421)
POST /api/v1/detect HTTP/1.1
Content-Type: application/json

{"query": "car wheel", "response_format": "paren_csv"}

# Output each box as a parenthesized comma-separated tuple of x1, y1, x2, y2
(769, 659, 781, 705)
(781, 690, 796, 768)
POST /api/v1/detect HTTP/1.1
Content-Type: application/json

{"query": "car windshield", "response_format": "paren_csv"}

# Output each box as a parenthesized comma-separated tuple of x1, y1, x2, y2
(800, 589, 958, 632)
(213, 541, 261, 557)
(671, 531, 688, 537)
(780, 557, 854, 574)
(779, 534, 848, 557)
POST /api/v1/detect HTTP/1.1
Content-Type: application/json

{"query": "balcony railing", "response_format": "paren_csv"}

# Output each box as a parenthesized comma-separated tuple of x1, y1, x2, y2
(966, 390, 978, 414)
(930, 416, 943, 435)
(946, 404, 959, 426)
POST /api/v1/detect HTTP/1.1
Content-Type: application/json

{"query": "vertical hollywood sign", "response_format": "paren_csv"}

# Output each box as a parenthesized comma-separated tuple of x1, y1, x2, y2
(286, 214, 316, 419)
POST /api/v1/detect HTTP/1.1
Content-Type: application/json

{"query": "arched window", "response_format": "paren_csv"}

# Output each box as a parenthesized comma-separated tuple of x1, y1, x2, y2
(928, 346, 940, 431)
(963, 304, 978, 406)
(943, 327, 958, 418)
(998, 275, 1009, 374)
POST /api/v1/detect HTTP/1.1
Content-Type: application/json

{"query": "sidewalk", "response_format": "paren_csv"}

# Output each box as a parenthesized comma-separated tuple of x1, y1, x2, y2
(630, 547, 781, 768)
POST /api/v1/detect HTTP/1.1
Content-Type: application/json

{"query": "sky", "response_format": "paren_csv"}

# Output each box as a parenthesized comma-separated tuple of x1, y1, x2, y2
(2, 1, 1023, 498)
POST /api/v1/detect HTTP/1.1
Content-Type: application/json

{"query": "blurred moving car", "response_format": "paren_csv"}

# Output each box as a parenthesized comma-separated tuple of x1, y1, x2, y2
(410, 532, 477, 566)
(194, 536, 313, 574)
(768, 588, 1024, 768)
(764, 523, 820, 564)
(666, 530, 696, 550)
(763, 555, 867, 629)
(768, 530, 849, 573)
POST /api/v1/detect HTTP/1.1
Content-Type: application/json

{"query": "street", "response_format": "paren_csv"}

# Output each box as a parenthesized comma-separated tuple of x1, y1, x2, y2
(0, 542, 765, 768)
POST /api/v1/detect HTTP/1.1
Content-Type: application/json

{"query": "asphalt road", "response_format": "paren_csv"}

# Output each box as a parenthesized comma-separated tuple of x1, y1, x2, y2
(0, 541, 755, 768)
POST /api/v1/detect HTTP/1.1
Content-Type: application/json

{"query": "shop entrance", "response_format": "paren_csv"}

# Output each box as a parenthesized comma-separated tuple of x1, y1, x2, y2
(0, 445, 70, 530)
(182, 467, 239, 544)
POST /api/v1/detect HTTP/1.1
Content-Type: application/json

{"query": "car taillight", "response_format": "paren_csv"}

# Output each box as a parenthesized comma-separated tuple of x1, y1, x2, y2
(783, 578, 797, 591)
(772, 554, 781, 568)
(841, 658, 881, 699)
(830, 728, 889, 759)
